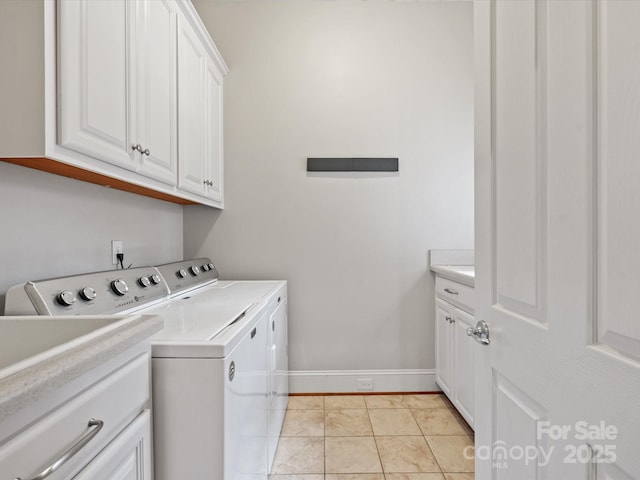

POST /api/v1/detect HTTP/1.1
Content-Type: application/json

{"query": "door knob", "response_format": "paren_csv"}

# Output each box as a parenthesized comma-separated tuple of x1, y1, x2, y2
(466, 320, 490, 345)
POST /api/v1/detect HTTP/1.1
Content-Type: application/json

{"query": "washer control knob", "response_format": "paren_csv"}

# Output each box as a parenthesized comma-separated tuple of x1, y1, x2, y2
(150, 274, 161, 285)
(79, 287, 97, 301)
(111, 279, 129, 296)
(57, 290, 77, 306)
(177, 269, 187, 278)
(202, 264, 210, 272)
(190, 265, 200, 276)
(138, 276, 151, 288)
(208, 263, 215, 270)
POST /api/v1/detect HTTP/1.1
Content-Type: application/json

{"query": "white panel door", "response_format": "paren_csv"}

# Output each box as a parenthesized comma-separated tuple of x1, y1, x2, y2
(74, 411, 152, 480)
(475, 0, 640, 478)
(452, 307, 474, 427)
(177, 17, 206, 196)
(435, 298, 453, 398)
(58, 0, 135, 170)
(204, 56, 224, 202)
(133, 0, 177, 185)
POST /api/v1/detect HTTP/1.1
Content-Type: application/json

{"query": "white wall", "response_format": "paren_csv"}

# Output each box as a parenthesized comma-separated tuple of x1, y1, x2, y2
(0, 163, 183, 312)
(186, 0, 473, 383)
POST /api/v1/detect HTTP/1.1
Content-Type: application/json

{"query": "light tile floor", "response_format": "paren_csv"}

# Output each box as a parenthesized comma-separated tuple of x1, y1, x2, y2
(270, 394, 475, 480)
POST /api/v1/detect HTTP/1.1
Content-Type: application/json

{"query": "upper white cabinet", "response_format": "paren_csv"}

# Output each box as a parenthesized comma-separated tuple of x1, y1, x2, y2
(58, 0, 135, 171)
(177, 16, 224, 202)
(177, 17, 206, 195)
(0, 0, 227, 207)
(58, 0, 178, 185)
(133, 0, 178, 185)
(204, 55, 224, 202)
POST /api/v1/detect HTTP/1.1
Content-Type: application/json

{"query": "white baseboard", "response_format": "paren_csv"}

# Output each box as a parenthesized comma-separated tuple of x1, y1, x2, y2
(288, 369, 439, 394)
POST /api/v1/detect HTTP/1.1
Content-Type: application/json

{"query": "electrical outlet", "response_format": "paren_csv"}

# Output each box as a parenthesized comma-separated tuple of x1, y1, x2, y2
(357, 378, 374, 391)
(112, 240, 123, 265)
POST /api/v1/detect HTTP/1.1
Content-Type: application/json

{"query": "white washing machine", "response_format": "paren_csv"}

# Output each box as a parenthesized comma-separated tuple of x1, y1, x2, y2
(4, 258, 288, 480)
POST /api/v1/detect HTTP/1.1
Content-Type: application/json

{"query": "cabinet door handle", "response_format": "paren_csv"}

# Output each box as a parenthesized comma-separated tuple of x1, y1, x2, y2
(16, 418, 104, 480)
(444, 288, 459, 295)
(251, 327, 257, 339)
(142, 148, 150, 156)
(445, 316, 452, 323)
(131, 143, 143, 153)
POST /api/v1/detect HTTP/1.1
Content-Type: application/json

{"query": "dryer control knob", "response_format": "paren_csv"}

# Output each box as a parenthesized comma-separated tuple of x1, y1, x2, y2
(111, 279, 129, 296)
(177, 269, 187, 278)
(150, 274, 162, 285)
(138, 276, 151, 288)
(202, 264, 210, 272)
(190, 266, 200, 276)
(208, 263, 215, 270)
(57, 290, 77, 306)
(79, 287, 97, 301)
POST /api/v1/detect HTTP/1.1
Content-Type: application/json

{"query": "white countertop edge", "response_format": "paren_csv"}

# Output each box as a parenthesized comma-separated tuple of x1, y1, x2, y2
(430, 265, 475, 287)
(0, 314, 163, 422)
(428, 249, 474, 267)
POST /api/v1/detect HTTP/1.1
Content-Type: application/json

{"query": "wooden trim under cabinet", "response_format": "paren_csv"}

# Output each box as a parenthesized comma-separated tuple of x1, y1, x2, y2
(1, 157, 197, 205)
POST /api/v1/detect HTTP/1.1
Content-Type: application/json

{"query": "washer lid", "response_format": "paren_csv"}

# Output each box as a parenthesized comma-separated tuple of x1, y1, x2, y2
(145, 297, 255, 342)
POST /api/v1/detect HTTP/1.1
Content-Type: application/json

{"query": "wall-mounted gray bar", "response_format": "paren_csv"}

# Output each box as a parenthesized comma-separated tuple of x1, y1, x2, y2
(307, 157, 399, 172)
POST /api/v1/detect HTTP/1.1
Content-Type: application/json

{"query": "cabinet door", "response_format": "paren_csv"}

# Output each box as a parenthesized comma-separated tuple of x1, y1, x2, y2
(58, 0, 136, 170)
(452, 308, 474, 428)
(133, 0, 177, 185)
(204, 56, 224, 202)
(74, 411, 152, 480)
(435, 298, 453, 397)
(177, 17, 206, 196)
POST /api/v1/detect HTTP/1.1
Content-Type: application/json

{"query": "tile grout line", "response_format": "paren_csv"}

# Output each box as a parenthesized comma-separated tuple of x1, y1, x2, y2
(367, 403, 386, 476)
(407, 403, 448, 475)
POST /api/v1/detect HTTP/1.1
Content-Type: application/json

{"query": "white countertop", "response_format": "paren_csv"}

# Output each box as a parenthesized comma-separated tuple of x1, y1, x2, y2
(0, 314, 163, 422)
(430, 265, 475, 287)
(428, 249, 475, 287)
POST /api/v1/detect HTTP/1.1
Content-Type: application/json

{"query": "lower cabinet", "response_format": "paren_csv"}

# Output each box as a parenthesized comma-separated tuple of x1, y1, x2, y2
(74, 410, 152, 480)
(435, 294, 475, 428)
(0, 347, 153, 480)
(452, 308, 475, 425)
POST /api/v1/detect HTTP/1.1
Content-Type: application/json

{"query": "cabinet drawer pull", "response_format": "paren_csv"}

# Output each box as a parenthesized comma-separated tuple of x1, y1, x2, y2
(251, 327, 257, 339)
(444, 288, 459, 295)
(16, 418, 104, 480)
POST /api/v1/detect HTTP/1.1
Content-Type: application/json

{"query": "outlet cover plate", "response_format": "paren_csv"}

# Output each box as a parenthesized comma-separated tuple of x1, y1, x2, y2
(111, 240, 123, 265)
(357, 378, 374, 391)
